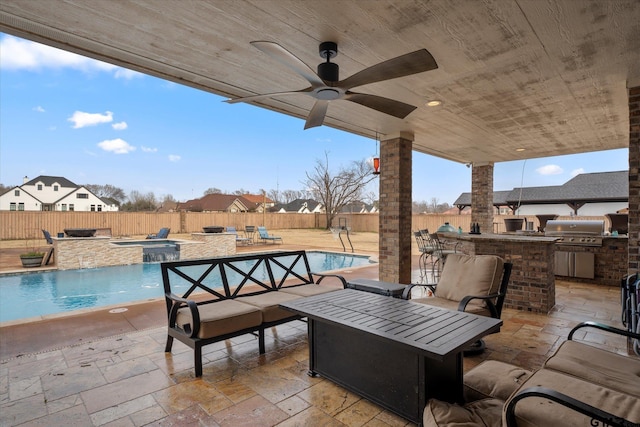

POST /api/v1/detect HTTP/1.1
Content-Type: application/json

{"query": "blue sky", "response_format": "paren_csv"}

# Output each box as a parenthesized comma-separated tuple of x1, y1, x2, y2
(0, 34, 628, 205)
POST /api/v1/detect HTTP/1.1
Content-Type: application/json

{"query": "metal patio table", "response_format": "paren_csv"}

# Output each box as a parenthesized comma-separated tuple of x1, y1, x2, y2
(280, 289, 502, 425)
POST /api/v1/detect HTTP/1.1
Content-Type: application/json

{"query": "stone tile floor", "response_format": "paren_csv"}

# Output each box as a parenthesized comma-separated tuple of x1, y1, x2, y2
(0, 266, 632, 426)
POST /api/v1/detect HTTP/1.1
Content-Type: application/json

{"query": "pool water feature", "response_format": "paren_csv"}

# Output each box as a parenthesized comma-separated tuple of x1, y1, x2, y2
(0, 251, 374, 322)
(110, 240, 181, 263)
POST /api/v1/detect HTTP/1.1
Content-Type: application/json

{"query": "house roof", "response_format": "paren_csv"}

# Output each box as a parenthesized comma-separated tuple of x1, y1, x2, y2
(454, 171, 628, 208)
(24, 175, 77, 188)
(178, 194, 251, 212)
(270, 198, 321, 213)
(241, 194, 274, 205)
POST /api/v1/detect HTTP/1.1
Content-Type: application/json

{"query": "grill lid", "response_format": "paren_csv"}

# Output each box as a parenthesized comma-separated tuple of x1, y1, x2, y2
(544, 220, 604, 236)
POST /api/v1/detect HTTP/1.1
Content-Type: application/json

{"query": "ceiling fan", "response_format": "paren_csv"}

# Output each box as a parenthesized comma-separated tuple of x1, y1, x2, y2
(226, 41, 438, 129)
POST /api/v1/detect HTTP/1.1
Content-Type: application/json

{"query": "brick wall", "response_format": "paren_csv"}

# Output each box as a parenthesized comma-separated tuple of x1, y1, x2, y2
(379, 136, 413, 284)
(629, 85, 639, 275)
(471, 163, 494, 234)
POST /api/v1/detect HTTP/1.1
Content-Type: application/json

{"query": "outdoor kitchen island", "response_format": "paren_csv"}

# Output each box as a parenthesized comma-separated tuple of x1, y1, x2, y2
(438, 232, 558, 313)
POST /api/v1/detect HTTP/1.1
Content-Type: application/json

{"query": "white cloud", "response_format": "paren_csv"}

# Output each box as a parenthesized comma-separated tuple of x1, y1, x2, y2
(33, 106, 45, 113)
(98, 138, 136, 154)
(0, 35, 143, 79)
(536, 164, 563, 175)
(68, 111, 113, 128)
(571, 168, 585, 177)
(141, 146, 158, 153)
(168, 154, 181, 162)
(112, 121, 128, 130)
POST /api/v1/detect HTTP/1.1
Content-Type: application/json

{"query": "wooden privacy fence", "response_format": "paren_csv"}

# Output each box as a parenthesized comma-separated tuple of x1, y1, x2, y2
(0, 211, 611, 240)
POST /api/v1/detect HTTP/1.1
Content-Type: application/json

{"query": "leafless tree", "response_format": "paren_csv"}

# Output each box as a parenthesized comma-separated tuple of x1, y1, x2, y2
(305, 152, 377, 229)
(85, 184, 126, 205)
(203, 187, 222, 195)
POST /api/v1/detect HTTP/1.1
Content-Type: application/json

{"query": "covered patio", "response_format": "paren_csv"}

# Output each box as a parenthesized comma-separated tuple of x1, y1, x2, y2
(1, 1, 638, 425)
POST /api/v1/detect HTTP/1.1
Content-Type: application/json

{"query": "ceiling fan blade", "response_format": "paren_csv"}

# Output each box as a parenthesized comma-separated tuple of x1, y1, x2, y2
(225, 88, 312, 104)
(344, 92, 417, 119)
(251, 41, 325, 87)
(304, 100, 329, 129)
(339, 49, 438, 90)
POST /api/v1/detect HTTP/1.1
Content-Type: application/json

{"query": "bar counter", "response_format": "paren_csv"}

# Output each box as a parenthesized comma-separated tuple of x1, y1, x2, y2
(438, 232, 558, 314)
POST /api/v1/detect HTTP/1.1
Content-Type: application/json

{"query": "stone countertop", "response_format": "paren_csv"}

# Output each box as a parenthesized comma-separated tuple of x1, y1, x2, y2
(437, 232, 559, 244)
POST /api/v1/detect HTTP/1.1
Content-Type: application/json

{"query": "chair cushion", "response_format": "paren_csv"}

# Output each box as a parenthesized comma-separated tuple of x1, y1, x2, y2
(464, 360, 532, 402)
(423, 398, 503, 427)
(504, 368, 640, 426)
(543, 340, 640, 398)
(436, 254, 504, 303)
(279, 284, 338, 297)
(237, 291, 301, 322)
(412, 296, 492, 317)
(176, 300, 262, 340)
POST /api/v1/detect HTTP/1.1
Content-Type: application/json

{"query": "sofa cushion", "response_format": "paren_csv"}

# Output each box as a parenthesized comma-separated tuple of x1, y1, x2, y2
(504, 368, 640, 426)
(237, 291, 302, 322)
(436, 254, 504, 306)
(423, 398, 503, 427)
(279, 284, 338, 297)
(176, 299, 262, 340)
(464, 360, 532, 402)
(543, 339, 640, 398)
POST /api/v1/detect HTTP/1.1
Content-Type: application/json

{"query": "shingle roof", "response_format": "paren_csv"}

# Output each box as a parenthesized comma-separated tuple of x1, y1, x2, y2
(178, 194, 250, 211)
(454, 171, 627, 207)
(24, 175, 78, 188)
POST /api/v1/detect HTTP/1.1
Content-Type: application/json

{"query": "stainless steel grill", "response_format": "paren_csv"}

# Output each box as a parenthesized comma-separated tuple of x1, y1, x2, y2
(544, 220, 604, 246)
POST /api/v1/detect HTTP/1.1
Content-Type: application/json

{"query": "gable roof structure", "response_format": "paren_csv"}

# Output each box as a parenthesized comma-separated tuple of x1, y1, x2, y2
(271, 198, 323, 213)
(178, 194, 251, 212)
(454, 171, 628, 213)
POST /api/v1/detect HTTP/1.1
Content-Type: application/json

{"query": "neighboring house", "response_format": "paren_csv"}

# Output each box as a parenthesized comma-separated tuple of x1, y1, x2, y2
(339, 202, 377, 214)
(271, 199, 324, 213)
(453, 171, 628, 216)
(241, 194, 275, 212)
(178, 194, 252, 212)
(0, 175, 119, 211)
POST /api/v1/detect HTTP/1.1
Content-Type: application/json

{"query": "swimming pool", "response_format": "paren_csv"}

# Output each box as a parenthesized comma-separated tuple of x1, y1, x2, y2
(0, 251, 373, 322)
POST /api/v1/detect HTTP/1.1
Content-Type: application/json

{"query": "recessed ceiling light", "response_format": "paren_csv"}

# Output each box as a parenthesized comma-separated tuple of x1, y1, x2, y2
(516, 148, 525, 152)
(426, 100, 441, 107)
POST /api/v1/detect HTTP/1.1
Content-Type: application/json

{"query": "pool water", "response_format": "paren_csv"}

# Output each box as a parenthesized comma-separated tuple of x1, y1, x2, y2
(0, 251, 373, 322)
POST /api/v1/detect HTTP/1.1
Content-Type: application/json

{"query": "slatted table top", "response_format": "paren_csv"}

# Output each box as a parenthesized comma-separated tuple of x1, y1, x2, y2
(280, 288, 502, 360)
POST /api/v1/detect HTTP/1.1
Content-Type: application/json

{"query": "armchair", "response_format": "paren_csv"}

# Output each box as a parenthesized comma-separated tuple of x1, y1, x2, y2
(403, 253, 512, 353)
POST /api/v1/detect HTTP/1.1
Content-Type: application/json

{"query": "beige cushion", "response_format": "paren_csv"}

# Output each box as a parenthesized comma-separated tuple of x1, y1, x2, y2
(423, 398, 503, 427)
(436, 254, 504, 305)
(412, 296, 492, 317)
(237, 291, 302, 322)
(504, 368, 640, 426)
(543, 340, 640, 397)
(464, 360, 532, 402)
(279, 284, 338, 297)
(176, 300, 262, 340)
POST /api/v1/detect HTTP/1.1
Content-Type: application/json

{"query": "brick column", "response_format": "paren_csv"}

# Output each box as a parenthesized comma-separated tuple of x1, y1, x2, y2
(471, 163, 494, 234)
(379, 133, 413, 284)
(629, 85, 639, 274)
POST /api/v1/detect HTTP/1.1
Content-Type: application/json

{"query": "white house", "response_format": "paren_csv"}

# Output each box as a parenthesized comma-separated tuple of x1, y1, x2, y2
(0, 176, 119, 211)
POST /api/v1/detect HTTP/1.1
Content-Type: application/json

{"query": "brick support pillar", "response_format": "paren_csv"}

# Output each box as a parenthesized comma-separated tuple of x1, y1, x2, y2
(379, 133, 413, 284)
(471, 163, 494, 234)
(629, 85, 639, 274)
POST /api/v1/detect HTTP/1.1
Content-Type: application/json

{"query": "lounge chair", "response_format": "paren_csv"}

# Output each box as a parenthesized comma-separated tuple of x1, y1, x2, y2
(257, 226, 283, 244)
(226, 226, 252, 245)
(41, 229, 55, 265)
(42, 229, 53, 244)
(147, 227, 170, 239)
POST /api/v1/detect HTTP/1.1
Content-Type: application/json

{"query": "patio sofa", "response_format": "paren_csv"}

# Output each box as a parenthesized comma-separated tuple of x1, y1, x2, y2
(423, 321, 640, 426)
(161, 250, 347, 377)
